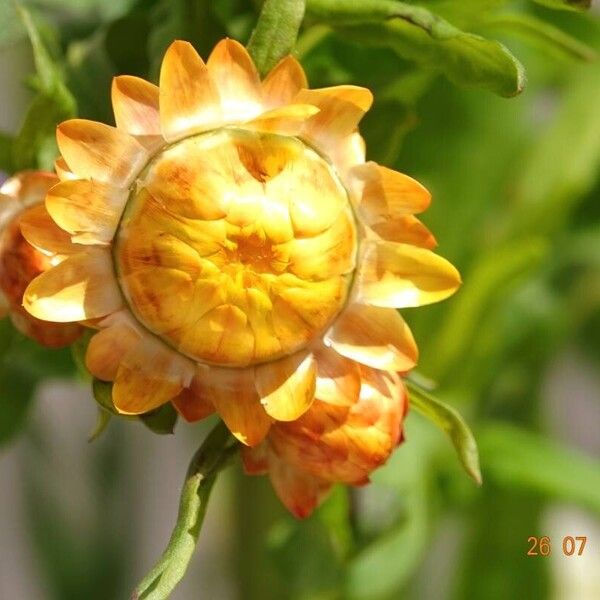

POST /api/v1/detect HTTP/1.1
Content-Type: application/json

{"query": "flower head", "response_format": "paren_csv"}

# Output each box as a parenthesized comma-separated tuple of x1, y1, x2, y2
(0, 171, 82, 347)
(243, 364, 407, 517)
(23, 39, 460, 444)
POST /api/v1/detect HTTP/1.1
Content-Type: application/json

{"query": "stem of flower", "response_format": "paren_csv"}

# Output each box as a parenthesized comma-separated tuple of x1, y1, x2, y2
(131, 420, 239, 600)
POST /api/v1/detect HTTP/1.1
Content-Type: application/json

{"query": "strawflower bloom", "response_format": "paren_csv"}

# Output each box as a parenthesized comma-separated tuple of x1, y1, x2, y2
(23, 39, 460, 447)
(0, 171, 81, 347)
(243, 365, 407, 517)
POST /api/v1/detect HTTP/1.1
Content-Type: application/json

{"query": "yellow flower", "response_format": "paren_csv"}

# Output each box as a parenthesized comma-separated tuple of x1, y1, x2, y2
(0, 171, 82, 347)
(23, 39, 460, 444)
(243, 365, 407, 517)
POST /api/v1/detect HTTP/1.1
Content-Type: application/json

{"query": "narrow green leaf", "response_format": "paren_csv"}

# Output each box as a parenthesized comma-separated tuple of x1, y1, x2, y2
(483, 13, 597, 62)
(531, 0, 591, 12)
(88, 408, 112, 442)
(92, 378, 119, 415)
(0, 132, 14, 172)
(406, 379, 482, 485)
(140, 403, 179, 435)
(480, 423, 600, 513)
(306, 0, 525, 96)
(247, 0, 306, 76)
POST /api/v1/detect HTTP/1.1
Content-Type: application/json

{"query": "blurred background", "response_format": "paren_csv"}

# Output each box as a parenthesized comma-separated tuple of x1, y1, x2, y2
(0, 1, 599, 599)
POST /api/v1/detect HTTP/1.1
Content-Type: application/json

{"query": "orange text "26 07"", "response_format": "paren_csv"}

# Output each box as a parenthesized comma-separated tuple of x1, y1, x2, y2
(527, 536, 587, 557)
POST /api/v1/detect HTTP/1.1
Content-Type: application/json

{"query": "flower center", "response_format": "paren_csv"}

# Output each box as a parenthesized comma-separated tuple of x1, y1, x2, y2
(115, 129, 357, 367)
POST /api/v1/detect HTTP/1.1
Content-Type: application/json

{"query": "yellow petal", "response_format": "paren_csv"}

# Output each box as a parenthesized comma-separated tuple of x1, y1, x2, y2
(56, 120, 148, 184)
(54, 157, 77, 181)
(19, 203, 76, 255)
(268, 453, 331, 518)
(46, 179, 127, 245)
(113, 336, 193, 414)
(172, 375, 215, 422)
(325, 303, 418, 371)
(350, 162, 430, 221)
(314, 345, 361, 407)
(207, 38, 262, 121)
(294, 85, 372, 142)
(0, 171, 58, 207)
(245, 104, 319, 136)
(357, 241, 461, 308)
(262, 55, 308, 108)
(198, 366, 272, 446)
(368, 215, 437, 249)
(111, 75, 160, 135)
(159, 40, 221, 141)
(23, 248, 123, 322)
(86, 322, 140, 381)
(255, 351, 317, 421)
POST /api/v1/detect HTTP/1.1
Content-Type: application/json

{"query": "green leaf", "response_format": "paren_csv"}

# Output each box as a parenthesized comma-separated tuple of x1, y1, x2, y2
(531, 0, 591, 12)
(479, 423, 600, 513)
(70, 329, 94, 380)
(13, 4, 76, 170)
(247, 0, 306, 76)
(0, 132, 14, 172)
(305, 0, 525, 97)
(92, 378, 119, 415)
(140, 403, 179, 435)
(88, 408, 112, 442)
(483, 13, 597, 62)
(406, 379, 482, 485)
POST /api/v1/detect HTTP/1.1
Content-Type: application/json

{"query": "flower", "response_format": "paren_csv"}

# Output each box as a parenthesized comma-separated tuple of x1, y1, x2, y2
(0, 171, 82, 347)
(23, 39, 460, 445)
(243, 365, 407, 517)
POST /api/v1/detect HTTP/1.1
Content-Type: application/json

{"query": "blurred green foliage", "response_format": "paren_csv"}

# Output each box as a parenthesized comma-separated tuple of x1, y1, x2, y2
(1, 0, 599, 599)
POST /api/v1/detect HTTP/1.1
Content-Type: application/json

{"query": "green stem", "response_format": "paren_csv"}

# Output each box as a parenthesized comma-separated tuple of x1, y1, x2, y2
(247, 0, 307, 76)
(132, 421, 238, 600)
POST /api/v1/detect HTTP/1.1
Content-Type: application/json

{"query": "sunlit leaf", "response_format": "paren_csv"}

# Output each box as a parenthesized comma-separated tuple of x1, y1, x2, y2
(531, 0, 591, 12)
(306, 0, 526, 96)
(248, 0, 306, 75)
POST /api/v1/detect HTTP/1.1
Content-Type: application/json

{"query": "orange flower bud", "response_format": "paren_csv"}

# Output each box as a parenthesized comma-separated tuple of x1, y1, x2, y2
(243, 366, 407, 517)
(0, 172, 82, 347)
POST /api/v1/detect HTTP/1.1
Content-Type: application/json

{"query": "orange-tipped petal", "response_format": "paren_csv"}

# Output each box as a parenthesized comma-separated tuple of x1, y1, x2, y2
(294, 85, 373, 142)
(23, 248, 123, 322)
(112, 75, 161, 135)
(207, 38, 262, 121)
(54, 157, 77, 181)
(314, 345, 361, 407)
(159, 40, 221, 141)
(255, 351, 317, 421)
(0, 171, 59, 207)
(368, 215, 437, 249)
(325, 304, 418, 371)
(245, 104, 319, 136)
(9, 309, 82, 348)
(56, 120, 147, 184)
(262, 55, 308, 108)
(113, 335, 194, 414)
(268, 453, 331, 519)
(85, 322, 140, 381)
(171, 375, 215, 422)
(19, 203, 75, 256)
(357, 241, 461, 308)
(350, 162, 430, 220)
(198, 366, 272, 446)
(46, 179, 127, 245)
(241, 443, 270, 475)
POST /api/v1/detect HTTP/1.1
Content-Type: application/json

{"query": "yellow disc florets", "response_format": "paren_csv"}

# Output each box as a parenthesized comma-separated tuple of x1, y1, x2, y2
(115, 129, 357, 366)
